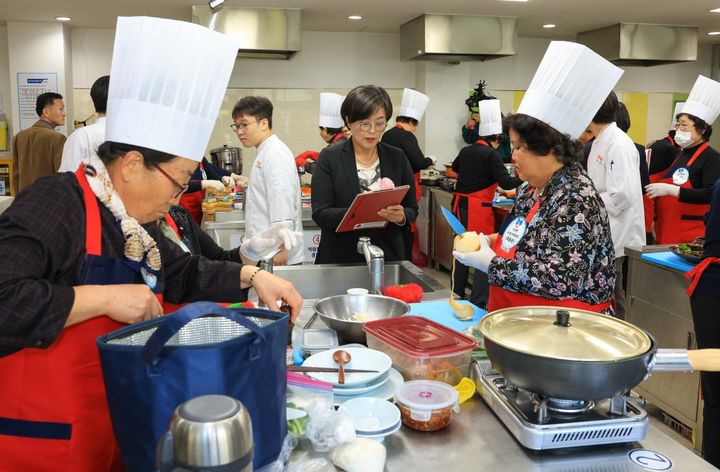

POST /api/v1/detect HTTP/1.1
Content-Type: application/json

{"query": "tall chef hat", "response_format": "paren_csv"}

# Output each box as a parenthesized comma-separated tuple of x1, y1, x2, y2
(679, 75, 720, 125)
(670, 102, 685, 130)
(477, 99, 503, 136)
(517, 41, 624, 139)
(106, 17, 240, 162)
(398, 88, 430, 122)
(319, 93, 345, 128)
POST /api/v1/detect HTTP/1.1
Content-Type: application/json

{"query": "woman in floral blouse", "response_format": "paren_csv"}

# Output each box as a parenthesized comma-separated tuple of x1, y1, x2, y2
(454, 113, 616, 314)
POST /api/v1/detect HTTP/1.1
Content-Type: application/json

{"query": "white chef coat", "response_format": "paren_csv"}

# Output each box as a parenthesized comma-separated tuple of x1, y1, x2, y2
(58, 117, 106, 173)
(245, 134, 305, 264)
(587, 122, 646, 258)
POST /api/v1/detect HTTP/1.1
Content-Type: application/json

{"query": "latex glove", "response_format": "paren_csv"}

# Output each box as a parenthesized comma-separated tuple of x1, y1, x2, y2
(240, 221, 303, 261)
(452, 233, 496, 273)
(201, 179, 226, 193)
(221, 173, 247, 188)
(645, 183, 680, 199)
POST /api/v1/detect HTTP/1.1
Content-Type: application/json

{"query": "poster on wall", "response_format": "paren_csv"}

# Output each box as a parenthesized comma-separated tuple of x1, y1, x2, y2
(16, 72, 59, 130)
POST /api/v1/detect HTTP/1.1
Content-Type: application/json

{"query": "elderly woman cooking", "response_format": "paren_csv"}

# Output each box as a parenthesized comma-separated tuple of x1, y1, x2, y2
(0, 17, 301, 471)
(454, 41, 622, 314)
(311, 85, 418, 263)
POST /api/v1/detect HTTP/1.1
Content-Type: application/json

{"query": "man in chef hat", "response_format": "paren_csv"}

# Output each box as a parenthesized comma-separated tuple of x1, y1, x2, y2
(295, 92, 347, 173)
(381, 88, 434, 260)
(0, 16, 302, 471)
(645, 75, 720, 244)
(454, 41, 622, 315)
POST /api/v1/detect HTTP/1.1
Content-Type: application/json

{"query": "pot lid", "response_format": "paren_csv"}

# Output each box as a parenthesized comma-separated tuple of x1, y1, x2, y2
(209, 144, 242, 153)
(479, 307, 652, 361)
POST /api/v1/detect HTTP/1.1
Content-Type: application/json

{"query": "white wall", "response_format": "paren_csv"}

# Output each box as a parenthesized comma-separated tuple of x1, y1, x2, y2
(67, 28, 714, 167)
(6, 22, 72, 135)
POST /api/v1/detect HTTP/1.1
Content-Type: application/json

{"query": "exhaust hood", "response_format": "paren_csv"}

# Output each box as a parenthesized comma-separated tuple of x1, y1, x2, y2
(400, 14, 517, 62)
(577, 23, 698, 67)
(192, 6, 301, 60)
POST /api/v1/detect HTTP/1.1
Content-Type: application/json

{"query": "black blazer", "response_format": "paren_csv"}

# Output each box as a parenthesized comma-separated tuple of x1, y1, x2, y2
(311, 140, 418, 264)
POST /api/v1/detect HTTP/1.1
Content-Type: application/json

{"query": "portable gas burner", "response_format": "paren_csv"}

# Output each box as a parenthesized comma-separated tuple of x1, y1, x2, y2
(470, 360, 649, 450)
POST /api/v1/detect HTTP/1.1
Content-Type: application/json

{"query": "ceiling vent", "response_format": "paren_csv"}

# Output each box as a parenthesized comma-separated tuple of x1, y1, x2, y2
(577, 23, 698, 67)
(192, 6, 301, 60)
(400, 14, 517, 62)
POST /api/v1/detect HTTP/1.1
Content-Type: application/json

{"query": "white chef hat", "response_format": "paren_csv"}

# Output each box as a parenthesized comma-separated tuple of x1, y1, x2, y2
(679, 75, 720, 125)
(670, 102, 684, 130)
(106, 17, 240, 162)
(477, 99, 503, 136)
(319, 93, 344, 128)
(517, 41, 624, 140)
(398, 88, 430, 122)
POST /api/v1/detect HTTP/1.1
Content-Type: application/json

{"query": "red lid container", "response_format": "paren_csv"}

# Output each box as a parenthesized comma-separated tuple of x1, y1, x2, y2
(363, 316, 477, 357)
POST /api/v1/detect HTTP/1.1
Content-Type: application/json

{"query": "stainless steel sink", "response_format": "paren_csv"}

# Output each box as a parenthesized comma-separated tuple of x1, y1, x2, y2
(270, 260, 446, 301)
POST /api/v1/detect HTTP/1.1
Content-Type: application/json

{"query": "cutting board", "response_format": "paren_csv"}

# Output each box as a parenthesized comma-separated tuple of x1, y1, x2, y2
(408, 300, 487, 333)
(641, 251, 694, 272)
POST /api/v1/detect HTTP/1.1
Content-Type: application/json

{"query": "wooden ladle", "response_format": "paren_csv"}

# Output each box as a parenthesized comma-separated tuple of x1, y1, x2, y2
(333, 350, 352, 385)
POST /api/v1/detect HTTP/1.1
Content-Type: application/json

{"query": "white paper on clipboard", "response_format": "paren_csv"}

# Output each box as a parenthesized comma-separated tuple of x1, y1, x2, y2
(335, 185, 410, 233)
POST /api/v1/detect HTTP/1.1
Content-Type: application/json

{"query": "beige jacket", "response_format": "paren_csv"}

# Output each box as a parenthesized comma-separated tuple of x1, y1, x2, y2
(12, 120, 66, 193)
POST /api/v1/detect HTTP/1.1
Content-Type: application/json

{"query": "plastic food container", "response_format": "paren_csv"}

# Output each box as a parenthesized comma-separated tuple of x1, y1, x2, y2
(395, 380, 459, 431)
(299, 329, 339, 357)
(363, 316, 477, 385)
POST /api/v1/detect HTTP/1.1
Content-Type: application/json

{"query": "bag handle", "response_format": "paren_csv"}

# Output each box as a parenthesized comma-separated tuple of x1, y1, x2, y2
(141, 302, 268, 366)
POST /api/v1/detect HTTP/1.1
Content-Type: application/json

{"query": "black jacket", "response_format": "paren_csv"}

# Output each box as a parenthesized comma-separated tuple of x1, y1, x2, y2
(381, 126, 433, 173)
(311, 140, 418, 263)
(451, 143, 522, 210)
(167, 205, 241, 262)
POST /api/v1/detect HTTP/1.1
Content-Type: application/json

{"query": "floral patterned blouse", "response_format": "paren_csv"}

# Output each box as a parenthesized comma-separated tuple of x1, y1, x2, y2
(488, 162, 616, 309)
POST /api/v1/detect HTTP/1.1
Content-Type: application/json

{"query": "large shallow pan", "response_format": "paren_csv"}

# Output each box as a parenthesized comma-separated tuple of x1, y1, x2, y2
(479, 307, 696, 401)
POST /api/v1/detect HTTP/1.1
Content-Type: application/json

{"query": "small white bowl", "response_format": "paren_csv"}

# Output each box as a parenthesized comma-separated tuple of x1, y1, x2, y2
(347, 288, 369, 295)
(338, 397, 401, 434)
(355, 419, 402, 443)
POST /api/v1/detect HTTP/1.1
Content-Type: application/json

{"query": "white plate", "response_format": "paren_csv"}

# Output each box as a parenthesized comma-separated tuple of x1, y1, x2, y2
(334, 368, 403, 406)
(334, 373, 390, 396)
(303, 347, 391, 387)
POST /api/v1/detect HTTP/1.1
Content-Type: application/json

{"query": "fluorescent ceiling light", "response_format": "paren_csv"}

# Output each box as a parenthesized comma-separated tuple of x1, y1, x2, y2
(348, 15, 363, 20)
(711, 8, 720, 12)
(497, 0, 529, 2)
(208, 0, 224, 11)
(55, 16, 72, 21)
(542, 24, 556, 29)
(709, 31, 720, 36)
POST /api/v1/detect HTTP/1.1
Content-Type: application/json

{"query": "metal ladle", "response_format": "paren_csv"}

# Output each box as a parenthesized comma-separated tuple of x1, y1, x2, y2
(332, 350, 352, 385)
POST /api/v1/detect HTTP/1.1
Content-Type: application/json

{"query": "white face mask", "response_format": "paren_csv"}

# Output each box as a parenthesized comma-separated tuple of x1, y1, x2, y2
(674, 130, 693, 148)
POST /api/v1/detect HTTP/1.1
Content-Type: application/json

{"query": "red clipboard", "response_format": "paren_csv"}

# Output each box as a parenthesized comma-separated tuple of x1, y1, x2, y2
(336, 185, 410, 233)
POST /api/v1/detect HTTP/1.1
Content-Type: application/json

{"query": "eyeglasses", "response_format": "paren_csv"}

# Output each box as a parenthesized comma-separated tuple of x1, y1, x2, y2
(354, 120, 388, 133)
(153, 163, 189, 199)
(230, 120, 258, 133)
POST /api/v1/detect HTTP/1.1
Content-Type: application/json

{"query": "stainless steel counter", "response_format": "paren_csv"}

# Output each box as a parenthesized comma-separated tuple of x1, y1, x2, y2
(289, 392, 718, 471)
(626, 246, 703, 452)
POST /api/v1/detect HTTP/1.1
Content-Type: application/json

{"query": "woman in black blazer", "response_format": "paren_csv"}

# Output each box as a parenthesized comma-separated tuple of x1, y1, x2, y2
(312, 85, 418, 264)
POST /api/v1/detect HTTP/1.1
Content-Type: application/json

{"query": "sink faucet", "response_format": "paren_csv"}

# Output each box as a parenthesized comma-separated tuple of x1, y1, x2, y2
(357, 237, 384, 294)
(258, 247, 282, 274)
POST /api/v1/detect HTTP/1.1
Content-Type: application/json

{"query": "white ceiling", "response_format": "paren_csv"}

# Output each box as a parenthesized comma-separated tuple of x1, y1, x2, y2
(1, 0, 720, 43)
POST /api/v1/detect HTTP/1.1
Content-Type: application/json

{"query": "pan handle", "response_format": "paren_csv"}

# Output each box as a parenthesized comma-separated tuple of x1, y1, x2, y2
(650, 349, 695, 373)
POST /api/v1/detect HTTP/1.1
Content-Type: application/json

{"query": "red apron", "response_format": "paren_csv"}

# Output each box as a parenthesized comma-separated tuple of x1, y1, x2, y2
(0, 166, 164, 471)
(654, 142, 710, 244)
(452, 139, 498, 235)
(332, 133, 344, 143)
(179, 162, 206, 225)
(685, 257, 720, 296)
(488, 193, 613, 313)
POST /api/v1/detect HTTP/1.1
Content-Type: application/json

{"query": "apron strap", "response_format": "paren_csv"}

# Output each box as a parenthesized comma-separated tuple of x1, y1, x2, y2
(74, 164, 102, 256)
(685, 257, 720, 296)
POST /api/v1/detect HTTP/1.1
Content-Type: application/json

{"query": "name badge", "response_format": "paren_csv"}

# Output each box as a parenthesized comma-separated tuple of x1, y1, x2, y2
(502, 217, 527, 251)
(672, 167, 689, 186)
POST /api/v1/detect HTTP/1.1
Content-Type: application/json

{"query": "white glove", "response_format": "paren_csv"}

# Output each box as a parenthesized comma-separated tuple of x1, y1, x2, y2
(452, 233, 496, 273)
(201, 180, 226, 192)
(645, 183, 680, 199)
(221, 173, 247, 188)
(240, 221, 303, 261)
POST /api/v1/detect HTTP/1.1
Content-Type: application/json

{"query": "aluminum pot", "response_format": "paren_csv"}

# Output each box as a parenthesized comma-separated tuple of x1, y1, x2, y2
(312, 294, 410, 345)
(209, 145, 242, 175)
(479, 306, 694, 401)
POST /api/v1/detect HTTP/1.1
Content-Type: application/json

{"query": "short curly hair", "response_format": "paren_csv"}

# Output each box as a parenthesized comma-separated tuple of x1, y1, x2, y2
(503, 114, 583, 165)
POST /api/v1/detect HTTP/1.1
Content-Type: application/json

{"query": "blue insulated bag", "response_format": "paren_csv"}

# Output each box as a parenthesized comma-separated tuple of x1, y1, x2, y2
(97, 302, 288, 471)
